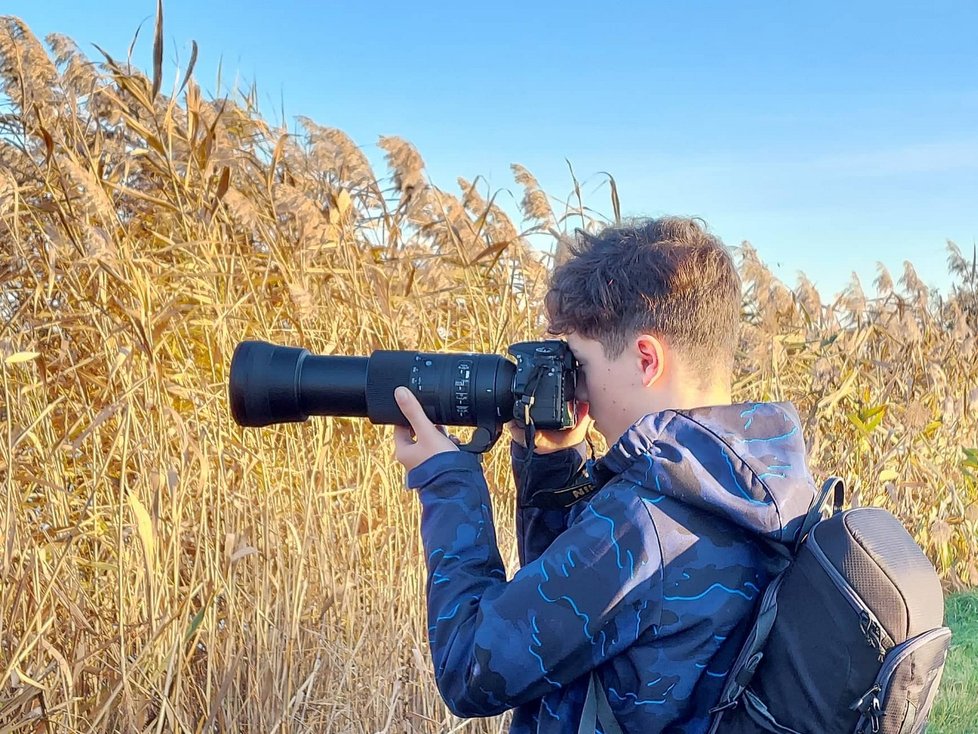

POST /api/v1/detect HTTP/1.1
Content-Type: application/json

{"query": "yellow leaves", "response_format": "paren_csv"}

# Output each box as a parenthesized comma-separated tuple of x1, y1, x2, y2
(963, 560, 978, 587)
(816, 369, 859, 413)
(4, 351, 40, 365)
(847, 404, 888, 437)
(470, 239, 512, 266)
(326, 188, 354, 226)
(878, 468, 900, 483)
(774, 331, 808, 352)
(929, 519, 955, 572)
(922, 419, 943, 440)
(69, 401, 124, 450)
(289, 284, 314, 319)
(268, 133, 289, 190)
(10, 664, 50, 692)
(102, 177, 181, 212)
(57, 153, 117, 225)
(930, 519, 953, 545)
(335, 188, 352, 216)
(224, 532, 258, 571)
(213, 165, 231, 207)
(128, 492, 156, 574)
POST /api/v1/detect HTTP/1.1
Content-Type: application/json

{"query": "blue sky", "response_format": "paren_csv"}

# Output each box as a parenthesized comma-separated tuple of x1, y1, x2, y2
(7, 1, 978, 299)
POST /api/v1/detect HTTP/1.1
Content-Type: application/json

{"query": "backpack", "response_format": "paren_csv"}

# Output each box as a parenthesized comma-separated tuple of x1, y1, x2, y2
(707, 477, 952, 734)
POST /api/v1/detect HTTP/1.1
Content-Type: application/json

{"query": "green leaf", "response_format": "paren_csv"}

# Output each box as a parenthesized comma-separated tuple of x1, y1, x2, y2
(185, 605, 206, 643)
(962, 448, 978, 470)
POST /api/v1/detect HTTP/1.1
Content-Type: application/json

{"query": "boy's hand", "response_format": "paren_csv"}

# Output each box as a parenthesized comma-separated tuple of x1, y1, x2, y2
(392, 386, 461, 473)
(506, 401, 592, 456)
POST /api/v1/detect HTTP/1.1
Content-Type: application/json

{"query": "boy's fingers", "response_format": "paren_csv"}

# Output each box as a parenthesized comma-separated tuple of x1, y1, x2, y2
(394, 387, 430, 432)
(392, 424, 415, 448)
(437, 426, 462, 445)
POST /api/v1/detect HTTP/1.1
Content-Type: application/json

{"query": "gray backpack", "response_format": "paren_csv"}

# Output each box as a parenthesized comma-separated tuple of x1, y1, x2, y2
(708, 477, 952, 734)
(578, 478, 952, 734)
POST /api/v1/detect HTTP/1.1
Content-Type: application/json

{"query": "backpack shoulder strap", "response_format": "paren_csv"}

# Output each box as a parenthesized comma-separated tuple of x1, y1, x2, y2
(707, 572, 787, 732)
(579, 672, 624, 734)
(793, 476, 845, 555)
(709, 477, 846, 732)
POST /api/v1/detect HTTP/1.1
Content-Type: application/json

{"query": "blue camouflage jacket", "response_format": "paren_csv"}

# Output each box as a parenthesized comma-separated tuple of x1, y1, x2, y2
(405, 401, 818, 733)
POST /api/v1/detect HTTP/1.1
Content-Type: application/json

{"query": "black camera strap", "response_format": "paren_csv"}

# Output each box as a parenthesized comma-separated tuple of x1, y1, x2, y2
(516, 361, 548, 491)
(521, 461, 599, 510)
(516, 362, 600, 510)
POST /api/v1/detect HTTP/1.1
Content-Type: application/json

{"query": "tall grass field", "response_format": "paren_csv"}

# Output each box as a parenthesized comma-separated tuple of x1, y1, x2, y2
(1, 15, 976, 732)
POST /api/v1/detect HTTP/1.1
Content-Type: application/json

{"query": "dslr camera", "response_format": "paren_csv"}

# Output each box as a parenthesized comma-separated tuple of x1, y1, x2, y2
(228, 340, 581, 453)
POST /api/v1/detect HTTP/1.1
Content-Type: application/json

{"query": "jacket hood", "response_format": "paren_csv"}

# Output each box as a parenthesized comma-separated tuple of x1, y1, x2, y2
(587, 401, 818, 546)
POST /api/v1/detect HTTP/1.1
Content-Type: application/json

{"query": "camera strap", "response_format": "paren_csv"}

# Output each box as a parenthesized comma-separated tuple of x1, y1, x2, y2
(521, 462, 598, 510)
(516, 361, 548, 491)
(516, 362, 602, 510)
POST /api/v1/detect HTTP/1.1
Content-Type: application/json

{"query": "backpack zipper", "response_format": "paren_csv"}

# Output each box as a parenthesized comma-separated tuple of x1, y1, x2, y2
(850, 684, 883, 733)
(806, 534, 889, 660)
(851, 627, 952, 734)
(876, 627, 950, 686)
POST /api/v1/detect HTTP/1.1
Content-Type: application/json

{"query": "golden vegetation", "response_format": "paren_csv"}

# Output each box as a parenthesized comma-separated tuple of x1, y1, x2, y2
(1, 16, 975, 732)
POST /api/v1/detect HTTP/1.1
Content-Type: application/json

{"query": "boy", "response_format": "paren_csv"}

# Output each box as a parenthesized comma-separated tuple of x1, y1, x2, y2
(392, 217, 818, 733)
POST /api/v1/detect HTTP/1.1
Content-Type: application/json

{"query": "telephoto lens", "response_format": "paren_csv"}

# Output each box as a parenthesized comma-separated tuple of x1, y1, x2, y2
(229, 340, 516, 429)
(229, 339, 579, 453)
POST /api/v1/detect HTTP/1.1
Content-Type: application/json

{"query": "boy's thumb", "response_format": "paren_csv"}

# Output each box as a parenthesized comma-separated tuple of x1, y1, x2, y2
(394, 387, 425, 428)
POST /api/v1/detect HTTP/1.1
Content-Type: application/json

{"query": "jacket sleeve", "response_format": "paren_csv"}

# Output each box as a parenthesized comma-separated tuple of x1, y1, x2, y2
(407, 450, 663, 719)
(510, 439, 588, 566)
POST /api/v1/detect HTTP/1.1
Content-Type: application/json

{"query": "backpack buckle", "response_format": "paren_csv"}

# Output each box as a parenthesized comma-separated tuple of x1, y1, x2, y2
(734, 652, 764, 688)
(708, 698, 739, 715)
(851, 685, 882, 733)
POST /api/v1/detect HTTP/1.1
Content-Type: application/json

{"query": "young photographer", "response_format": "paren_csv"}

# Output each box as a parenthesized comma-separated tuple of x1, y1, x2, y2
(392, 217, 818, 733)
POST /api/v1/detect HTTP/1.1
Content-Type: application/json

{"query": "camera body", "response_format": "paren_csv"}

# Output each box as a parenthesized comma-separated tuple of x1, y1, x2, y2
(229, 339, 581, 454)
(508, 340, 579, 432)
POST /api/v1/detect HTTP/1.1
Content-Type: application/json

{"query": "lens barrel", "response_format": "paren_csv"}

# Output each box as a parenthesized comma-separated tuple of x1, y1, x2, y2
(229, 341, 368, 426)
(229, 340, 517, 428)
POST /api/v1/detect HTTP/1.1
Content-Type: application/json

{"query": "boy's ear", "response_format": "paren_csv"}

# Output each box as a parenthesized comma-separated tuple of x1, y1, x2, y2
(635, 334, 666, 387)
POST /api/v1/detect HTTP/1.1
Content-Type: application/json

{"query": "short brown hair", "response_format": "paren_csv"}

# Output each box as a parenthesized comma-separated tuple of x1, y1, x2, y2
(544, 216, 741, 385)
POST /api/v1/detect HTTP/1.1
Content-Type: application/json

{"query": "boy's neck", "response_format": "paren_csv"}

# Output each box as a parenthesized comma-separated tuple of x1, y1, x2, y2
(653, 375, 732, 414)
(663, 386, 733, 413)
(606, 385, 734, 448)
